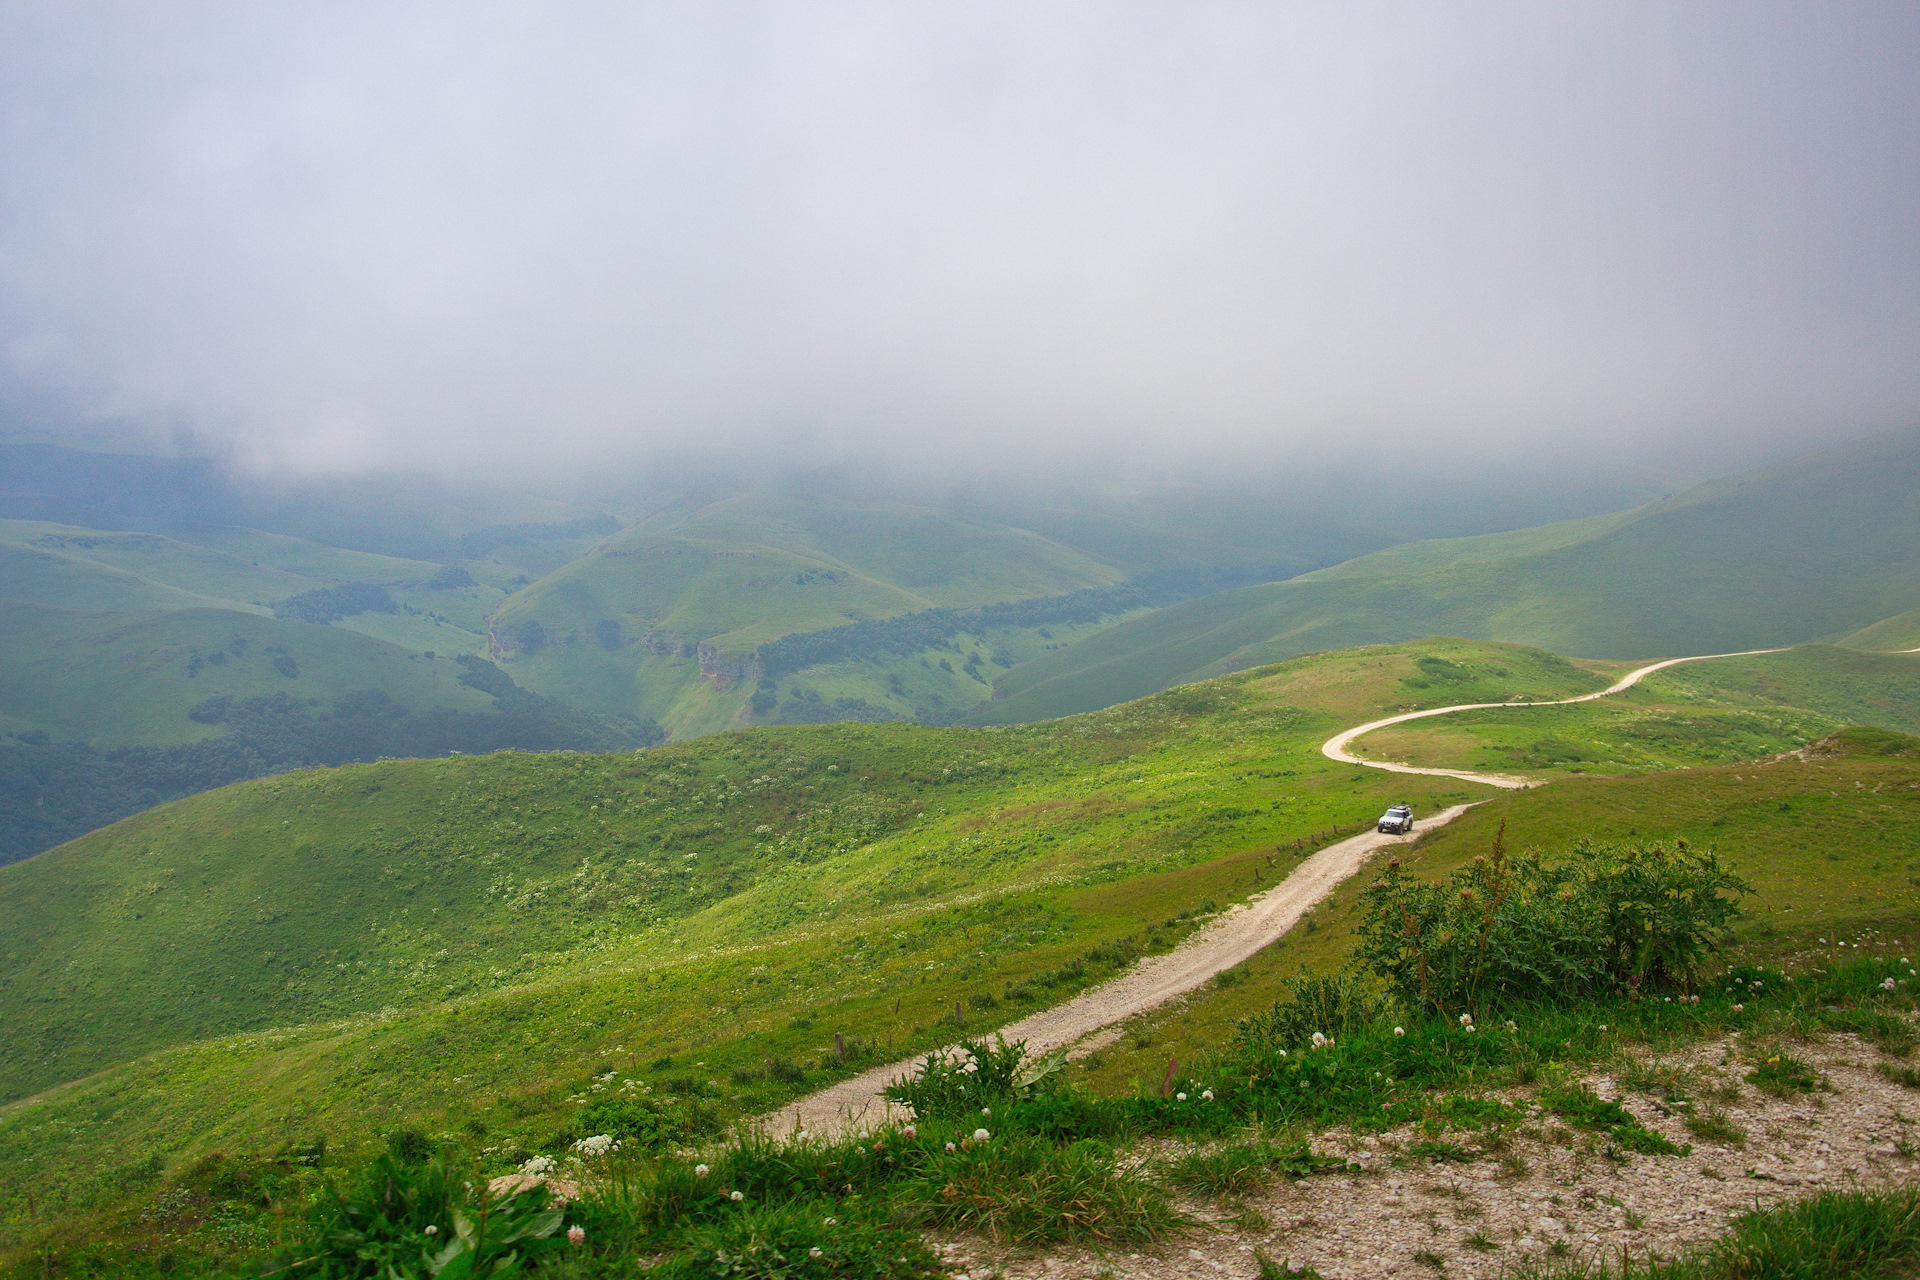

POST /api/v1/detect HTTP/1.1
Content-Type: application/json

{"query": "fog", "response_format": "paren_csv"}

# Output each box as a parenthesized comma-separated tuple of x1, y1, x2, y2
(1, 3, 1915, 483)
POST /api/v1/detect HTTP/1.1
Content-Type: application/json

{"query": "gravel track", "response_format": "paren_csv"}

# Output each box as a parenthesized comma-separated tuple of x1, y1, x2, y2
(770, 647, 1786, 1135)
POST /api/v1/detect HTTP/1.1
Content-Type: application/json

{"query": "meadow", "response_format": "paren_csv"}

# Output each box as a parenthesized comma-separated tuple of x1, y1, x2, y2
(2, 634, 1918, 1273)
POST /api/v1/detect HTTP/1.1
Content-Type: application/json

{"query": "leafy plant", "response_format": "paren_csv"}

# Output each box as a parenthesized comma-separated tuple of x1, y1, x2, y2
(291, 1148, 567, 1278)
(1353, 823, 1749, 1018)
(1158, 1140, 1345, 1196)
(1539, 1085, 1689, 1156)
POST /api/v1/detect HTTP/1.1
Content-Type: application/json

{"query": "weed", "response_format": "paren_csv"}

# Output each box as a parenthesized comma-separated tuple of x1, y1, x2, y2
(1498, 1152, 1531, 1180)
(1463, 1229, 1497, 1251)
(1745, 1050, 1823, 1099)
(1256, 1253, 1324, 1280)
(1540, 1085, 1689, 1156)
(1414, 1248, 1446, 1268)
(1408, 1140, 1478, 1165)
(1685, 1108, 1748, 1148)
(1885, 1062, 1920, 1089)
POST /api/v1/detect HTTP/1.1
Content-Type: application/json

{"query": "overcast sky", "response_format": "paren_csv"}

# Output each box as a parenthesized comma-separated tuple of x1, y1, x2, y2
(1, 2, 1915, 480)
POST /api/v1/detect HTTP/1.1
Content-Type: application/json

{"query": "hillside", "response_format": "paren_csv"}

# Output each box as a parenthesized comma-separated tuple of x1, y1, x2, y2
(6, 633, 1909, 1246)
(974, 424, 1920, 722)
(485, 489, 1396, 740)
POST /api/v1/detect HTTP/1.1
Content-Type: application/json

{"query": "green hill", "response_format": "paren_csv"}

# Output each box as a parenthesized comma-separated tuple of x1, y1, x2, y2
(1, 634, 1912, 1248)
(973, 424, 1920, 722)
(1844, 605, 1920, 652)
(488, 490, 1394, 740)
(0, 637, 1626, 1105)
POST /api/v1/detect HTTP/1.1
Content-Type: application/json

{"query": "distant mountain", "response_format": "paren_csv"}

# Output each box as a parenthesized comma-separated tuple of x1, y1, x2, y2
(972, 424, 1920, 723)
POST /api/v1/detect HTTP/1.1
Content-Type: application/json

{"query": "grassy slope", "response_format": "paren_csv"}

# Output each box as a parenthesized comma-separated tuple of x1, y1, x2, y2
(1844, 605, 1920, 652)
(1349, 645, 1920, 779)
(1, 638, 1913, 1237)
(0, 638, 1649, 1227)
(493, 496, 1136, 737)
(0, 604, 500, 747)
(1080, 726, 1920, 1096)
(976, 424, 1920, 723)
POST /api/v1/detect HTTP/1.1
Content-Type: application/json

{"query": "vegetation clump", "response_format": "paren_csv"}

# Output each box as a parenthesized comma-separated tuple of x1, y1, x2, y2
(1353, 823, 1749, 1020)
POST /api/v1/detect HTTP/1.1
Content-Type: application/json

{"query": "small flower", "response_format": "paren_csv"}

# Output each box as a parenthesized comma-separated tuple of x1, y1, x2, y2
(1732, 1004, 1744, 1012)
(1311, 1032, 1327, 1048)
(425, 1225, 439, 1236)
(1884, 977, 1899, 992)
(809, 1247, 824, 1259)
(567, 1225, 586, 1246)
(1393, 1026, 1405, 1037)
(796, 1129, 810, 1141)
(1176, 1092, 1188, 1101)
(1598, 1024, 1608, 1031)
(981, 1108, 992, 1118)
(1201, 1089, 1215, 1101)
(1459, 1013, 1472, 1025)
(902, 1125, 917, 1139)
(1277, 1049, 1288, 1058)
(823, 1217, 837, 1226)
(946, 1142, 957, 1153)
(730, 1190, 745, 1202)
(694, 1163, 709, 1178)
(973, 1128, 991, 1141)
(1464, 1025, 1475, 1033)
(1767, 1056, 1780, 1065)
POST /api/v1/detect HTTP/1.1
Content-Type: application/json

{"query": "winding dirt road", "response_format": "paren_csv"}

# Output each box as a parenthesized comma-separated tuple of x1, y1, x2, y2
(772, 646, 1785, 1134)
(1320, 648, 1785, 787)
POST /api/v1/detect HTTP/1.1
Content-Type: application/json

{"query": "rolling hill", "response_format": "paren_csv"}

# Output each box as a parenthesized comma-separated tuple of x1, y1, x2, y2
(972, 423, 1920, 723)
(1, 634, 1914, 1250)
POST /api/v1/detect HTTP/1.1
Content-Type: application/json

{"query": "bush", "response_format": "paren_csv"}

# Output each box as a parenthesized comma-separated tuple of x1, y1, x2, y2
(1353, 822, 1749, 1018)
(881, 1036, 1061, 1119)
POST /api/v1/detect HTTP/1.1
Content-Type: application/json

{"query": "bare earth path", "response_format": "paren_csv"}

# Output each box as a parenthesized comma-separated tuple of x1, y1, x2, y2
(773, 648, 1785, 1134)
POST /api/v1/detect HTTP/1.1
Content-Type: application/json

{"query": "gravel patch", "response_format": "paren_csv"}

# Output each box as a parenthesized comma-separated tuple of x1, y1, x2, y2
(934, 1030, 1920, 1279)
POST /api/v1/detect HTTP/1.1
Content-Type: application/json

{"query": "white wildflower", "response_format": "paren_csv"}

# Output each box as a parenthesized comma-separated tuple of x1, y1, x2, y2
(1310, 1032, 1327, 1048)
(1201, 1089, 1215, 1101)
(973, 1128, 991, 1141)
(946, 1142, 957, 1153)
(694, 1163, 709, 1178)
(520, 1155, 555, 1176)
(1884, 977, 1899, 992)
(824, 1217, 837, 1226)
(1393, 1026, 1405, 1037)
(573, 1134, 619, 1158)
(425, 1225, 439, 1236)
(809, 1247, 823, 1259)
(1459, 1013, 1472, 1025)
(1176, 1092, 1188, 1101)
(730, 1190, 745, 1202)
(902, 1126, 917, 1139)
(980, 1108, 991, 1118)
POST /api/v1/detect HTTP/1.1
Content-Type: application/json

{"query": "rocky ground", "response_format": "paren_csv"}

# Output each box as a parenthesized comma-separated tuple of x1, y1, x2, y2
(930, 1030, 1920, 1279)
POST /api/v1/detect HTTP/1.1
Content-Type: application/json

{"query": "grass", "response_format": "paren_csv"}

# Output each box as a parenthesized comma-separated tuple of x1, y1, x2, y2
(0, 601, 497, 748)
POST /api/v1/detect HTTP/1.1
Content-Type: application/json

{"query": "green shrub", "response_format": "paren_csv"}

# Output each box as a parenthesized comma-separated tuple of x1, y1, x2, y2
(881, 1036, 1059, 1119)
(1353, 823, 1749, 1018)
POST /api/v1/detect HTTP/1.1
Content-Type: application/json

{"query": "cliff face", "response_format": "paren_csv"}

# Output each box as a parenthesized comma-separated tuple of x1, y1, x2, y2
(696, 641, 758, 687)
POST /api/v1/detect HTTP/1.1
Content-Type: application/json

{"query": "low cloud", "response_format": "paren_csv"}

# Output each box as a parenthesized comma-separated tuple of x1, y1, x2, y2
(1, 2, 1915, 481)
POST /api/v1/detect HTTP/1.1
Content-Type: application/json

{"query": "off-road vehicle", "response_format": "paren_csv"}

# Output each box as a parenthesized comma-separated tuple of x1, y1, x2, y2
(1377, 803, 1414, 834)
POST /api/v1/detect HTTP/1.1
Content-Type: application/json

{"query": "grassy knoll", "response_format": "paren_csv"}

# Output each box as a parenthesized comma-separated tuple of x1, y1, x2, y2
(975, 423, 1920, 722)
(1843, 604, 1920, 652)
(1349, 644, 1920, 779)
(0, 603, 498, 748)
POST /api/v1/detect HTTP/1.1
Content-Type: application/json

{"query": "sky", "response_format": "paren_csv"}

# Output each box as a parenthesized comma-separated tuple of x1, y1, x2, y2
(1, 2, 1916, 482)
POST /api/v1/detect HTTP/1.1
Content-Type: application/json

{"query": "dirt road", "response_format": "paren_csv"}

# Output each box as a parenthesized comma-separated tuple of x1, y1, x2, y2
(1319, 648, 1785, 786)
(772, 805, 1470, 1134)
(773, 646, 1785, 1133)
